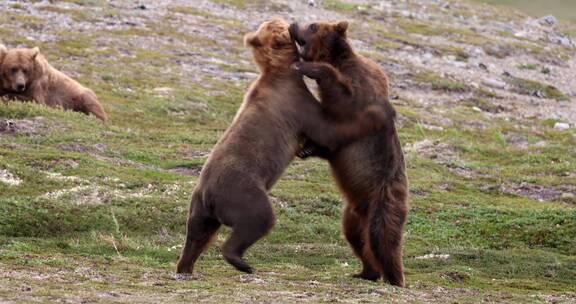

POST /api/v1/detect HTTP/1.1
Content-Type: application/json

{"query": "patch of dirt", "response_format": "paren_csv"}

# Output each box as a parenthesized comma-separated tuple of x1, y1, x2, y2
(483, 183, 576, 203)
(0, 118, 45, 136)
(43, 171, 85, 183)
(407, 139, 457, 163)
(270, 196, 290, 209)
(410, 188, 430, 197)
(167, 166, 202, 176)
(408, 139, 494, 179)
(93, 155, 157, 171)
(39, 182, 185, 204)
(536, 294, 576, 304)
(57, 143, 107, 154)
(441, 271, 468, 283)
(505, 133, 530, 150)
(445, 164, 477, 179)
(415, 253, 450, 260)
(0, 169, 22, 186)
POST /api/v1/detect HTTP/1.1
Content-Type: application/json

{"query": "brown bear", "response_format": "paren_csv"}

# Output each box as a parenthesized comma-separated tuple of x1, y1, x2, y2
(0, 46, 107, 122)
(289, 20, 408, 287)
(176, 18, 389, 275)
(0, 45, 6, 98)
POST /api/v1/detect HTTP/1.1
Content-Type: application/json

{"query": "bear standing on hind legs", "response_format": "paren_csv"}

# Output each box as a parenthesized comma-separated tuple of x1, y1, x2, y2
(176, 18, 389, 275)
(290, 20, 409, 287)
(0, 46, 107, 122)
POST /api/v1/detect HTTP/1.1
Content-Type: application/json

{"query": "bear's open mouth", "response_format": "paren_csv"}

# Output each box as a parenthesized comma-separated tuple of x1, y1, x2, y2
(294, 40, 307, 60)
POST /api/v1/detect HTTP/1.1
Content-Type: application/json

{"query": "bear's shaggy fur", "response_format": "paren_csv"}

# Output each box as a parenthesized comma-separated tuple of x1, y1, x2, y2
(176, 18, 388, 275)
(290, 20, 408, 286)
(0, 46, 107, 122)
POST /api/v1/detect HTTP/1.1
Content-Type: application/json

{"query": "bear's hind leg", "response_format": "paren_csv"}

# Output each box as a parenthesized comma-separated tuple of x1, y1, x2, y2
(343, 204, 381, 281)
(176, 197, 221, 274)
(369, 182, 408, 287)
(220, 189, 275, 274)
(79, 91, 107, 122)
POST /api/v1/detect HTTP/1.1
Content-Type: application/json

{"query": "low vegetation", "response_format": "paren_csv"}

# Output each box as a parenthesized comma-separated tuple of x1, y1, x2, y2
(0, 0, 574, 303)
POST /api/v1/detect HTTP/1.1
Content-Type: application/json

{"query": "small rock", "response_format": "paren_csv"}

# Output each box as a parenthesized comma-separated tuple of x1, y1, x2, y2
(482, 78, 506, 89)
(371, 289, 387, 296)
(153, 87, 174, 95)
(421, 124, 444, 131)
(514, 31, 530, 39)
(416, 253, 450, 260)
(93, 143, 107, 154)
(561, 193, 575, 199)
(549, 34, 574, 48)
(453, 61, 467, 68)
(534, 141, 547, 147)
(554, 122, 570, 130)
(473, 47, 485, 56)
(135, 4, 147, 10)
(479, 63, 488, 71)
(357, 6, 369, 14)
(540, 15, 558, 26)
(422, 52, 434, 63)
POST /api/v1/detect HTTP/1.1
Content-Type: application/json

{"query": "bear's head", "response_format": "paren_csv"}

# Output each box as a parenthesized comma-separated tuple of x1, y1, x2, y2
(0, 47, 42, 93)
(244, 17, 298, 73)
(289, 20, 350, 63)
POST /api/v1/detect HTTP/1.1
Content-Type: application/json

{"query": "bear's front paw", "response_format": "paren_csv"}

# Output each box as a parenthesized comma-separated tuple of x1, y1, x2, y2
(291, 62, 304, 71)
(291, 62, 326, 79)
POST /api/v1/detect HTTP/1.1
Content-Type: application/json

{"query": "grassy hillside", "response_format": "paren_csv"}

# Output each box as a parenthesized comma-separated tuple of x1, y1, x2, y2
(0, 0, 575, 303)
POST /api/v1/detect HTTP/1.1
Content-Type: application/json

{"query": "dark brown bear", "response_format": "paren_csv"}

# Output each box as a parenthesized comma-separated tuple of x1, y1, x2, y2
(290, 20, 408, 287)
(0, 46, 107, 122)
(176, 18, 388, 275)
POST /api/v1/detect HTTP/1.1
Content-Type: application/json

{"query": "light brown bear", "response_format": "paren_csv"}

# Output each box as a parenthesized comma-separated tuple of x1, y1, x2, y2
(176, 18, 388, 275)
(0, 46, 107, 122)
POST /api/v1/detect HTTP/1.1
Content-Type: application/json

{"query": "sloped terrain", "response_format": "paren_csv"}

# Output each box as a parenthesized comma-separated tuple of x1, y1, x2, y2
(0, 0, 575, 303)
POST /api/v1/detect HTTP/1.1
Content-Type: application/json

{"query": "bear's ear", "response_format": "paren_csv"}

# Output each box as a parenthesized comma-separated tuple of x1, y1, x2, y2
(244, 32, 262, 48)
(0, 44, 7, 60)
(30, 47, 40, 60)
(0, 45, 6, 62)
(335, 21, 349, 37)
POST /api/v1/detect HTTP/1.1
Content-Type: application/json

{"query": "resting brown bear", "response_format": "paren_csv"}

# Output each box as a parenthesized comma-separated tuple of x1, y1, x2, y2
(0, 45, 30, 102)
(0, 46, 107, 122)
(290, 20, 408, 286)
(176, 18, 388, 275)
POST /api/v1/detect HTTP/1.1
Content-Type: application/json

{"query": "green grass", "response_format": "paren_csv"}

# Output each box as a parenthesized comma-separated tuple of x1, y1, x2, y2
(324, 0, 358, 12)
(0, 0, 575, 303)
(431, 79, 469, 92)
(414, 71, 471, 92)
(503, 75, 569, 100)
